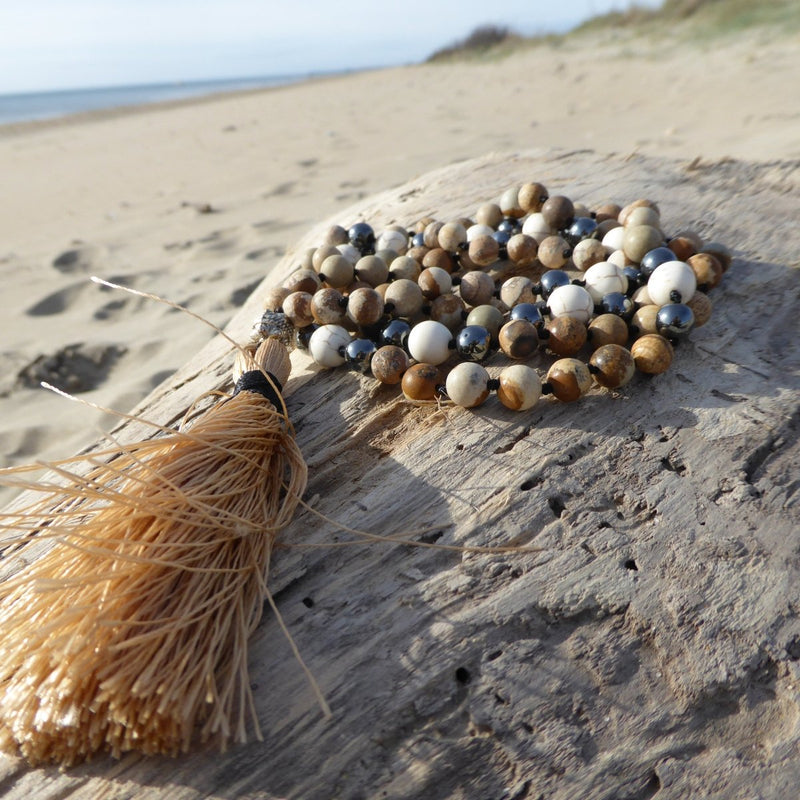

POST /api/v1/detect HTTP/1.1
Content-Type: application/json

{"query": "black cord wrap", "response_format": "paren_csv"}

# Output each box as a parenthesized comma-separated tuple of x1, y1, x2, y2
(233, 370, 284, 409)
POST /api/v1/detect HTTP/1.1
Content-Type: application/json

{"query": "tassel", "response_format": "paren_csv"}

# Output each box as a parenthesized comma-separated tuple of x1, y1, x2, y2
(0, 337, 309, 766)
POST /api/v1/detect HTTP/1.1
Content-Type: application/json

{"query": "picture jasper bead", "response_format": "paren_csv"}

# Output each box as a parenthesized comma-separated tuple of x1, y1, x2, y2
(347, 287, 384, 327)
(499, 319, 539, 360)
(319, 253, 356, 288)
(446, 362, 490, 408)
(541, 195, 574, 230)
(311, 287, 347, 325)
(384, 278, 424, 317)
(518, 182, 548, 213)
(284, 268, 321, 295)
(468, 234, 500, 267)
(371, 345, 410, 385)
(631, 334, 674, 374)
(546, 315, 587, 356)
(282, 291, 315, 328)
(537, 235, 572, 270)
(401, 363, 441, 401)
(546, 358, 593, 402)
(588, 313, 629, 349)
(506, 233, 538, 266)
(497, 364, 542, 411)
(354, 255, 389, 287)
(459, 270, 495, 307)
(687, 253, 723, 290)
(589, 344, 635, 389)
(418, 266, 452, 300)
(686, 291, 712, 327)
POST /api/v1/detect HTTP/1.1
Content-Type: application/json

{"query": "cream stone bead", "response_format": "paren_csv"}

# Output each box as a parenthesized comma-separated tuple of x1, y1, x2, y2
(407, 320, 453, 365)
(500, 276, 535, 308)
(572, 238, 606, 272)
(601, 226, 627, 253)
(384, 278, 424, 317)
(497, 364, 542, 411)
(309, 324, 351, 367)
(583, 261, 628, 304)
(521, 212, 552, 243)
(647, 260, 697, 306)
(445, 362, 490, 408)
(466, 223, 495, 242)
(375, 229, 408, 255)
(547, 284, 595, 323)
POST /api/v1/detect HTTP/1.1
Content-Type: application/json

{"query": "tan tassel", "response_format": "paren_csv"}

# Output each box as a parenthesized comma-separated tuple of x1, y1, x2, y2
(0, 337, 309, 766)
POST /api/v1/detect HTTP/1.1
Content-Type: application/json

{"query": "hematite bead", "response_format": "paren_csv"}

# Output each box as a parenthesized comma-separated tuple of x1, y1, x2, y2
(656, 303, 695, 340)
(295, 324, 318, 349)
(497, 217, 522, 235)
(381, 318, 412, 350)
(640, 246, 677, 278)
(345, 338, 377, 373)
(411, 232, 426, 248)
(510, 302, 544, 327)
(456, 325, 492, 361)
(564, 216, 598, 247)
(348, 222, 376, 255)
(600, 291, 635, 320)
(491, 229, 511, 260)
(622, 266, 646, 294)
(539, 269, 571, 299)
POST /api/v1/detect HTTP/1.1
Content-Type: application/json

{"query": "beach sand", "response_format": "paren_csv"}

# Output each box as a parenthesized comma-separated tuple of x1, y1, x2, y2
(1, 31, 798, 469)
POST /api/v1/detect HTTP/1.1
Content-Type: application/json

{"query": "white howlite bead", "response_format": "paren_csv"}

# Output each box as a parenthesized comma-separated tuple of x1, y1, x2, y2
(583, 261, 629, 303)
(607, 249, 628, 267)
(309, 324, 351, 367)
(521, 212, 552, 243)
(407, 320, 453, 365)
(446, 362, 490, 408)
(648, 260, 698, 306)
(547, 284, 595, 323)
(337, 243, 361, 265)
(633, 284, 653, 305)
(375, 229, 408, 254)
(601, 226, 626, 253)
(466, 223, 495, 242)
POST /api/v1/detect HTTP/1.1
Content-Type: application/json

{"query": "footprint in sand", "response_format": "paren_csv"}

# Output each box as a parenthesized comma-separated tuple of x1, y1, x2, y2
(51, 243, 108, 274)
(14, 343, 127, 394)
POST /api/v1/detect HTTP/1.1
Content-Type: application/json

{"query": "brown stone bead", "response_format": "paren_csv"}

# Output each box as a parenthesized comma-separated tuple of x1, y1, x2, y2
(537, 235, 572, 270)
(384, 279, 424, 317)
(284, 268, 321, 295)
(506, 233, 538, 267)
(631, 304, 660, 336)
(499, 319, 539, 360)
(388, 255, 421, 282)
(631, 334, 674, 374)
(355, 255, 389, 287)
(319, 254, 355, 288)
(668, 236, 697, 261)
(476, 202, 503, 228)
(437, 221, 468, 252)
(541, 195, 574, 230)
(282, 291, 314, 328)
(401, 363, 441, 400)
(589, 344, 635, 389)
(347, 287, 384, 327)
(415, 216, 435, 235)
(572, 239, 606, 272)
(701, 241, 733, 271)
(619, 199, 660, 225)
(500, 187, 525, 218)
(311, 287, 347, 325)
(594, 202, 622, 223)
(687, 253, 723, 290)
(499, 276, 535, 308)
(418, 267, 451, 300)
(518, 182, 549, 213)
(263, 286, 291, 312)
(312, 244, 340, 272)
(323, 225, 349, 246)
(686, 291, 713, 327)
(423, 221, 444, 249)
(430, 293, 466, 330)
(468, 235, 500, 267)
(546, 315, 587, 356)
(459, 270, 495, 307)
(546, 358, 592, 402)
(588, 314, 630, 349)
(371, 345, 409, 385)
(672, 228, 704, 250)
(596, 219, 621, 238)
(422, 247, 457, 273)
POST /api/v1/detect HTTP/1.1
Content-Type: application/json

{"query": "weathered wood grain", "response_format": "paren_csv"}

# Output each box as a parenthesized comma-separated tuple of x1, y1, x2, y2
(1, 149, 798, 799)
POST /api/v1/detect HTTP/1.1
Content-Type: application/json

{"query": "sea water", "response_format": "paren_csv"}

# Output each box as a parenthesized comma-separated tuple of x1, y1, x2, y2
(0, 73, 317, 126)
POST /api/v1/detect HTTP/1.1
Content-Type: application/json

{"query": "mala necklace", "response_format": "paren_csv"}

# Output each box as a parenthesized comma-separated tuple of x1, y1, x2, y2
(0, 180, 731, 767)
(249, 183, 731, 412)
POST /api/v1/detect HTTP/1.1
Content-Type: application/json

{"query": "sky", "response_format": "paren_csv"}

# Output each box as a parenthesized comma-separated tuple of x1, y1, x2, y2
(0, 0, 663, 95)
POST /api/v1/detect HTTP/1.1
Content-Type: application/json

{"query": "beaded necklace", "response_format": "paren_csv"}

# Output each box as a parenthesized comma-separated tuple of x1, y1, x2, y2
(249, 182, 731, 413)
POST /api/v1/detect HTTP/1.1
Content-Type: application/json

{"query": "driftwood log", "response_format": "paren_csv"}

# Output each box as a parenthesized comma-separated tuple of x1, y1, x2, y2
(1, 149, 798, 798)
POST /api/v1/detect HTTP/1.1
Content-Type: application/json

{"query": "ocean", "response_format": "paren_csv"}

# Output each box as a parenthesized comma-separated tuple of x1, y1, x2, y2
(0, 73, 321, 126)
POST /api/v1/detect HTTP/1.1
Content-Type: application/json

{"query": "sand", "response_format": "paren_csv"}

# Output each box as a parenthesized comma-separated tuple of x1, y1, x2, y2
(1, 31, 798, 471)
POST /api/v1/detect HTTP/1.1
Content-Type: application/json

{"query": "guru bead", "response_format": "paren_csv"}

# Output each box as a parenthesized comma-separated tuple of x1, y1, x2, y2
(309, 324, 351, 367)
(407, 319, 453, 365)
(499, 319, 539, 359)
(647, 261, 697, 306)
(456, 325, 491, 361)
(656, 303, 695, 340)
(345, 338, 377, 373)
(546, 358, 593, 402)
(631, 334, 674, 374)
(445, 362, 490, 408)
(589, 344, 635, 389)
(497, 364, 542, 411)
(547, 284, 594, 323)
(401, 363, 441, 401)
